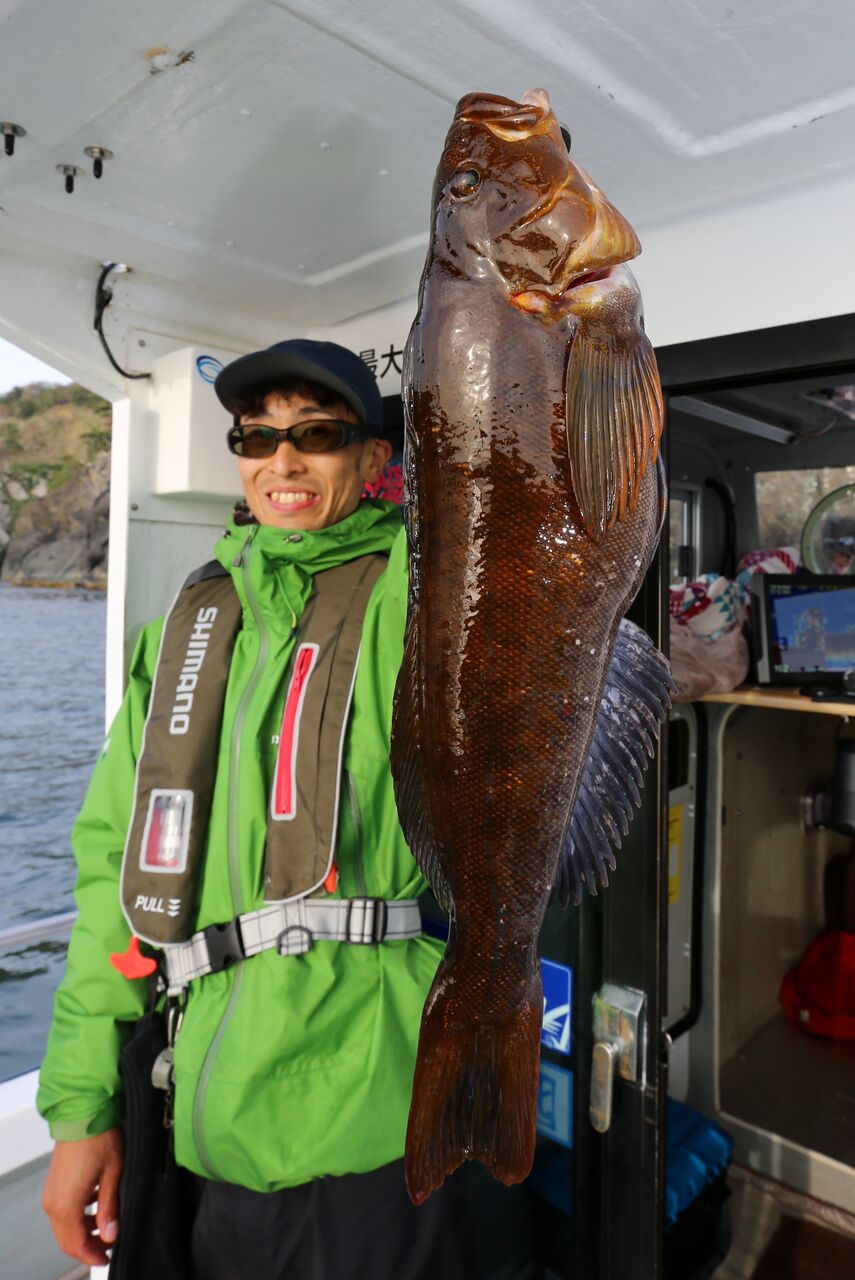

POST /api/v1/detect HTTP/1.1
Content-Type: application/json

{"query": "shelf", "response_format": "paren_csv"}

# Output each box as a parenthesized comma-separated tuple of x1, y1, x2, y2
(701, 685, 855, 716)
(720, 1013, 855, 1171)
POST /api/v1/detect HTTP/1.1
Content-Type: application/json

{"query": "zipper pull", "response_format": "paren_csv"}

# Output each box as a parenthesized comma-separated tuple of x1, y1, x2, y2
(232, 527, 256, 569)
(291, 645, 315, 695)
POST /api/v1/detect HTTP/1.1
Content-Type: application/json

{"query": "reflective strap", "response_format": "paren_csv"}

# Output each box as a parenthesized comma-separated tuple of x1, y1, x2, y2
(162, 898, 422, 995)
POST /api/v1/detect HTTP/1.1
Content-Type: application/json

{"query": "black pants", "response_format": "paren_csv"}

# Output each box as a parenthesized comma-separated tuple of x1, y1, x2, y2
(190, 1160, 474, 1280)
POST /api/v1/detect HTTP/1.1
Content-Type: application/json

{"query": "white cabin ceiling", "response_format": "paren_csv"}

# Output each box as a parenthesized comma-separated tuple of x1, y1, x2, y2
(0, 0, 854, 385)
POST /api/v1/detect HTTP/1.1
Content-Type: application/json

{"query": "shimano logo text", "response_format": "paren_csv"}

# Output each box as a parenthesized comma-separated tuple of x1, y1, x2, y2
(169, 606, 217, 735)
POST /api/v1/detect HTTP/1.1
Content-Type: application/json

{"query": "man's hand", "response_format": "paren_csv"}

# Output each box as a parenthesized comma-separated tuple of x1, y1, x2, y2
(42, 1127, 124, 1267)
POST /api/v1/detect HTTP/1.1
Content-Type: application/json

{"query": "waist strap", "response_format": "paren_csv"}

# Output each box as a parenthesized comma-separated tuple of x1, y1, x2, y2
(162, 898, 422, 994)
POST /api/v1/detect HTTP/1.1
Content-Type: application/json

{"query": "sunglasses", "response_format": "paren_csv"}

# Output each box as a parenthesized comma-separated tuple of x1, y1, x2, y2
(227, 418, 375, 458)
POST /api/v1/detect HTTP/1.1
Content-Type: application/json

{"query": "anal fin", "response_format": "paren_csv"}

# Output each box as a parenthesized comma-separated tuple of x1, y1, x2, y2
(551, 618, 675, 908)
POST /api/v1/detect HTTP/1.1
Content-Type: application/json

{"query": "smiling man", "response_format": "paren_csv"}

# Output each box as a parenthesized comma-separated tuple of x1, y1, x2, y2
(223, 344, 391, 530)
(38, 340, 472, 1279)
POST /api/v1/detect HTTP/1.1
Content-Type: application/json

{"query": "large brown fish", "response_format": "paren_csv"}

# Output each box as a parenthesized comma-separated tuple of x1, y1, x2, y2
(391, 89, 670, 1205)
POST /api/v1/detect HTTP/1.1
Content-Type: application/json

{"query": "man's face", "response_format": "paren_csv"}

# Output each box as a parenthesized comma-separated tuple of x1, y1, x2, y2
(237, 391, 392, 531)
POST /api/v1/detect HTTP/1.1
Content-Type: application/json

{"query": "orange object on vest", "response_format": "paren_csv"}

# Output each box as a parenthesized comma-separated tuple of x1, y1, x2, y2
(324, 863, 339, 894)
(110, 935, 158, 980)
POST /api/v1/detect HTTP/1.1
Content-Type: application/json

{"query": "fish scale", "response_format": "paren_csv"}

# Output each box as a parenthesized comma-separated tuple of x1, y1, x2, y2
(392, 89, 668, 1204)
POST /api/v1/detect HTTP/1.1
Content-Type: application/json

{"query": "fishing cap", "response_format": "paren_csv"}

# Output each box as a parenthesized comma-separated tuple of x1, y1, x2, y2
(214, 338, 387, 435)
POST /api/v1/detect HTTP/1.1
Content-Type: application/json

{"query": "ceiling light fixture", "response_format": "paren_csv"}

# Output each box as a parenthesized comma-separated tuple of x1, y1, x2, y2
(671, 395, 795, 445)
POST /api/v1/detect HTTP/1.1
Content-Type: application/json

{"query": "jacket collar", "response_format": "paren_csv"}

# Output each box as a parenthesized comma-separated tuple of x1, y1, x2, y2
(214, 499, 401, 626)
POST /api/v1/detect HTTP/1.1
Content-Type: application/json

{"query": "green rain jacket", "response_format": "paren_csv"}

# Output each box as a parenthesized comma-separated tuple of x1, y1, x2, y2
(37, 499, 444, 1191)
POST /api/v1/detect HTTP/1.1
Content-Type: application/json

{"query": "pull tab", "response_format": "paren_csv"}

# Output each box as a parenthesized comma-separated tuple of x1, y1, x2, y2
(324, 863, 338, 894)
(153, 996, 185, 1136)
(589, 983, 646, 1135)
(110, 935, 158, 980)
(151, 1045, 175, 1094)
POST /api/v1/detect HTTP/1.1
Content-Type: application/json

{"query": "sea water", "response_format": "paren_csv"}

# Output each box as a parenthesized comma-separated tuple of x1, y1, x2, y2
(0, 583, 106, 1081)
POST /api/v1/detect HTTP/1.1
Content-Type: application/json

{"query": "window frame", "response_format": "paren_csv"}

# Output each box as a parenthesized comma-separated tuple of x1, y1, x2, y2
(669, 482, 703, 584)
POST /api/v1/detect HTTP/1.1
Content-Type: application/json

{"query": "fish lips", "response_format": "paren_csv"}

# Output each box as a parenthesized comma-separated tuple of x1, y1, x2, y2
(498, 154, 641, 317)
(510, 265, 617, 318)
(509, 198, 641, 319)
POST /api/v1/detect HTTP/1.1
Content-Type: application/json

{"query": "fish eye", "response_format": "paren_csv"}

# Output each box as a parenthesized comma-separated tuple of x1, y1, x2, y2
(449, 167, 482, 199)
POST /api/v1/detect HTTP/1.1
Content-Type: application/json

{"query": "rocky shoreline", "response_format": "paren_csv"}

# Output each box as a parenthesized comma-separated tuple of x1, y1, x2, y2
(0, 453, 110, 590)
(0, 381, 111, 590)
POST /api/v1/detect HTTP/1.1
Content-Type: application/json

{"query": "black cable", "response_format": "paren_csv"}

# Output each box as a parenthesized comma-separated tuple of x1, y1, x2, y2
(93, 262, 151, 380)
(666, 701, 708, 1043)
(705, 476, 737, 579)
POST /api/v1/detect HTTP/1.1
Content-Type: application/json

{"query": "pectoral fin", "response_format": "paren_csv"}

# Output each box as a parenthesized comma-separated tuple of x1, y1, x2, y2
(551, 618, 674, 908)
(566, 303, 664, 541)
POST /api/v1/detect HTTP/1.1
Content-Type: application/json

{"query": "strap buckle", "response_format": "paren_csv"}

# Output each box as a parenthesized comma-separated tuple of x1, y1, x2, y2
(202, 917, 246, 973)
(345, 898, 389, 945)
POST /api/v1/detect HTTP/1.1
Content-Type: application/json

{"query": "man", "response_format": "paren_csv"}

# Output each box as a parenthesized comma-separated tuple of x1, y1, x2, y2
(38, 340, 470, 1278)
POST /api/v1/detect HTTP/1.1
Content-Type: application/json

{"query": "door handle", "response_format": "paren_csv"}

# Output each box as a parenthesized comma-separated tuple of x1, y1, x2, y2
(589, 983, 646, 1134)
(590, 1039, 618, 1133)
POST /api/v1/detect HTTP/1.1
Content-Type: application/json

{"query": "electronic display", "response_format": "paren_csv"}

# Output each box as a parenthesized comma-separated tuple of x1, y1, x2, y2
(754, 576, 855, 685)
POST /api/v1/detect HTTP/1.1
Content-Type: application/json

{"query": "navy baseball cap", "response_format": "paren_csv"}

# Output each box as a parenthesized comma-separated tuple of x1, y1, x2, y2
(214, 339, 387, 436)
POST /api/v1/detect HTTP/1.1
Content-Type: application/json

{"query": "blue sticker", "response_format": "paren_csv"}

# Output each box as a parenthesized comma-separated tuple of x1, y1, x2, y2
(537, 1061, 574, 1149)
(196, 355, 223, 383)
(541, 958, 572, 1056)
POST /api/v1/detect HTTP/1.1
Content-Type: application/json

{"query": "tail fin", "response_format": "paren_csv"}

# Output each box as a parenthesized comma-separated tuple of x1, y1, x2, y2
(404, 964, 542, 1205)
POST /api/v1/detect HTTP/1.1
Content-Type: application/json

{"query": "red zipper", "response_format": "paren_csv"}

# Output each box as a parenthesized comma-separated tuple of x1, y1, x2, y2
(273, 643, 318, 818)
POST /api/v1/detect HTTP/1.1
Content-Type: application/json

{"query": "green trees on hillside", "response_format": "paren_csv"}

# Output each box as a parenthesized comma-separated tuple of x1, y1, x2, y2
(0, 382, 110, 419)
(2, 422, 22, 452)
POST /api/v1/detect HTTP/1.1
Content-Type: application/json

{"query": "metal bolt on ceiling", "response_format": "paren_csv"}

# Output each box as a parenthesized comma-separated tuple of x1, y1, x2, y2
(56, 164, 85, 194)
(84, 146, 113, 179)
(1, 123, 26, 157)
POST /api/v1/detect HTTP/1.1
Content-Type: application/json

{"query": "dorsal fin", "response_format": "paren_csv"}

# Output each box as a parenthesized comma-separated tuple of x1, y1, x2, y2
(551, 618, 674, 908)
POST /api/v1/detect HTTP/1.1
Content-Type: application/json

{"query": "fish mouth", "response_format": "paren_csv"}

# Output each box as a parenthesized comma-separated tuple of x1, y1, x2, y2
(510, 174, 641, 314)
(552, 265, 615, 299)
(510, 265, 617, 315)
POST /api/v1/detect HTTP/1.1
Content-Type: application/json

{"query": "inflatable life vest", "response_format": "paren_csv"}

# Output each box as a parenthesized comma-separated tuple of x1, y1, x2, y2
(120, 553, 387, 947)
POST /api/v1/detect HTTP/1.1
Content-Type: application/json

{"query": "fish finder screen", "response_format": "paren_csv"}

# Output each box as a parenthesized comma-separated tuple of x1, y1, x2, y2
(768, 581, 855, 675)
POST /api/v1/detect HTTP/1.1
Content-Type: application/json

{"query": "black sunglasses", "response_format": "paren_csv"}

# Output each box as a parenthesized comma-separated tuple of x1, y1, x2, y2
(227, 418, 375, 458)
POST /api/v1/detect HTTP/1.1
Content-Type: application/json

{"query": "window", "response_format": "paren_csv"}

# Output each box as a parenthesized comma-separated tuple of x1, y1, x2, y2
(669, 486, 701, 584)
(755, 466, 855, 552)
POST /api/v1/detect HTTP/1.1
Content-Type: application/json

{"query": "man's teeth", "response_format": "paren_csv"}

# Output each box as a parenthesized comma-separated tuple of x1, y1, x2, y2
(269, 491, 316, 505)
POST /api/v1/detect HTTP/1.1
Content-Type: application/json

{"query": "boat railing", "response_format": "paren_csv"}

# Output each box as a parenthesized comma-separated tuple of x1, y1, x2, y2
(0, 912, 77, 951)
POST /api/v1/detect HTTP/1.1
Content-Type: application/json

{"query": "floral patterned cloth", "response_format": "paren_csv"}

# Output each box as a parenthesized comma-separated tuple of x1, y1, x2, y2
(670, 547, 800, 641)
(669, 574, 747, 641)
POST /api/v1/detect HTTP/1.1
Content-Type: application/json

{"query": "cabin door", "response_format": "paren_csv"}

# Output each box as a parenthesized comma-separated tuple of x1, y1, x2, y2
(533, 533, 669, 1280)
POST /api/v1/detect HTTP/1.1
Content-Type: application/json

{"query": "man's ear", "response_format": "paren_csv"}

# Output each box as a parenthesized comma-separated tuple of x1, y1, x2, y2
(362, 438, 393, 484)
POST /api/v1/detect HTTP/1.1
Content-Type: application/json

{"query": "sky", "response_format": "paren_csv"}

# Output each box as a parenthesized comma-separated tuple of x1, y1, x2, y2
(0, 336, 71, 394)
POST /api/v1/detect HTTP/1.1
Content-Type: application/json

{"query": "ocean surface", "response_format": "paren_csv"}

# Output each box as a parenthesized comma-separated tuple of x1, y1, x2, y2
(0, 584, 106, 1081)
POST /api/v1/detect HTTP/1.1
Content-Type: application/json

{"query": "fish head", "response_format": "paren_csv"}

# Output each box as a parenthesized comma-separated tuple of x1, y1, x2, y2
(429, 89, 640, 317)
